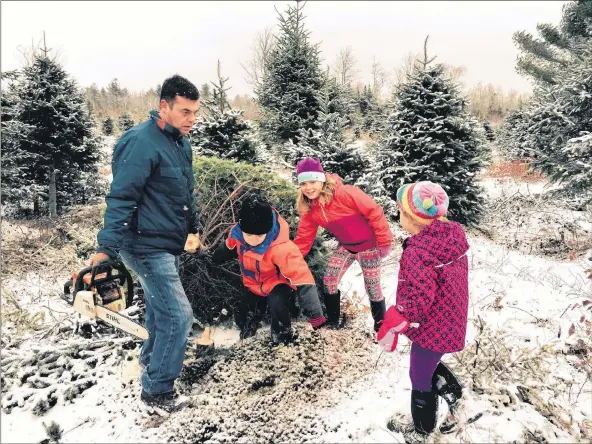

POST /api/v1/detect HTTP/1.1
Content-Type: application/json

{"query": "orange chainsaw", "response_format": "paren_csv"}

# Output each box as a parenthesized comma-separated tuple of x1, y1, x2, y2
(62, 259, 149, 340)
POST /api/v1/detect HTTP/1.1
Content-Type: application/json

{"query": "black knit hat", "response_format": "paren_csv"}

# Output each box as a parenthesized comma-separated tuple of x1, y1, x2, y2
(239, 194, 273, 235)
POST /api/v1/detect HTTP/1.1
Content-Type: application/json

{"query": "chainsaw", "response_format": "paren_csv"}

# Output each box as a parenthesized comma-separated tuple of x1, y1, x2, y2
(62, 259, 149, 340)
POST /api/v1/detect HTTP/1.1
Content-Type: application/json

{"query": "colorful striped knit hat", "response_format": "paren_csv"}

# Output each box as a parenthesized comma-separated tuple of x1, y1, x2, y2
(396, 181, 449, 225)
(296, 157, 327, 184)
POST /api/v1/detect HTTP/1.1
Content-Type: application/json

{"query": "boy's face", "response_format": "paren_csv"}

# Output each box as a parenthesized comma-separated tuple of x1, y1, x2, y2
(243, 232, 266, 247)
(299, 180, 324, 200)
(399, 209, 423, 235)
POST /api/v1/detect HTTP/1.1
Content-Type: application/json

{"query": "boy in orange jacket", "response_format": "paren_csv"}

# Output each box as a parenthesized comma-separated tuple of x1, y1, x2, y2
(213, 194, 326, 344)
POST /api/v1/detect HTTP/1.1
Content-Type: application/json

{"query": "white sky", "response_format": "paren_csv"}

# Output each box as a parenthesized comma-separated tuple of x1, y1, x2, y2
(1, 1, 568, 96)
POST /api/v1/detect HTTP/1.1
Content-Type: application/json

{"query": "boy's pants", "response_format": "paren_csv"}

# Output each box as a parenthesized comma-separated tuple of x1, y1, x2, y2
(234, 285, 294, 337)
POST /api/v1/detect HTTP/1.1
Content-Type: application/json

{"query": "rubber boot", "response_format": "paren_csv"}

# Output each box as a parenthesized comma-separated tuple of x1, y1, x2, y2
(410, 389, 439, 436)
(324, 291, 341, 329)
(432, 361, 463, 434)
(370, 299, 386, 332)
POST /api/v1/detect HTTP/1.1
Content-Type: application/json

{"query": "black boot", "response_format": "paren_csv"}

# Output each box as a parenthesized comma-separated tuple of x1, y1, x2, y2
(370, 299, 386, 332)
(432, 361, 463, 433)
(410, 390, 439, 437)
(324, 291, 341, 328)
(141, 389, 191, 413)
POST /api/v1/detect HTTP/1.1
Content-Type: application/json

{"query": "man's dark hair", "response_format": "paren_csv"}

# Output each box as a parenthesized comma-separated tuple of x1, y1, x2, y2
(160, 75, 199, 105)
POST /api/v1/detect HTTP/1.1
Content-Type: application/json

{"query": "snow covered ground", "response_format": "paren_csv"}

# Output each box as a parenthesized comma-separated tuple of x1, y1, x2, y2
(2, 176, 591, 443)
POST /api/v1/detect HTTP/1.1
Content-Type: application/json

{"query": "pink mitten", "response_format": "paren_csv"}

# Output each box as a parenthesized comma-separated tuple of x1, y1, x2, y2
(376, 306, 412, 352)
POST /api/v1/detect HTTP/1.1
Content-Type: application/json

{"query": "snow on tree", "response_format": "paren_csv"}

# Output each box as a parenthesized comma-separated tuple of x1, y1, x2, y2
(375, 45, 487, 226)
(497, 109, 533, 161)
(513, 0, 592, 86)
(255, 1, 324, 154)
(517, 46, 592, 203)
(559, 134, 592, 207)
(285, 82, 369, 185)
(102, 117, 114, 135)
(118, 113, 134, 132)
(190, 61, 257, 162)
(356, 85, 383, 136)
(482, 120, 496, 141)
(1, 54, 104, 218)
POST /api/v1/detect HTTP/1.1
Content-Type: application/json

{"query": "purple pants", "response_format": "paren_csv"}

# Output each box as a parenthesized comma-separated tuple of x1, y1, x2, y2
(409, 342, 444, 391)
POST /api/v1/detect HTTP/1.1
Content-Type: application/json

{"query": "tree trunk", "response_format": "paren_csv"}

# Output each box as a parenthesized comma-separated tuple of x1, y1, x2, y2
(49, 167, 57, 218)
(33, 195, 40, 215)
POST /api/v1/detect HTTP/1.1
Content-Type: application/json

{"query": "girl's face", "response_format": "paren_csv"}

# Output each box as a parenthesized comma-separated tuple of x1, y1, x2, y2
(299, 180, 324, 200)
(399, 209, 423, 235)
(243, 232, 266, 246)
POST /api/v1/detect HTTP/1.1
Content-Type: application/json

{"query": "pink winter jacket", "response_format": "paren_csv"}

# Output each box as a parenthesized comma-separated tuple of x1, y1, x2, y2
(396, 220, 469, 353)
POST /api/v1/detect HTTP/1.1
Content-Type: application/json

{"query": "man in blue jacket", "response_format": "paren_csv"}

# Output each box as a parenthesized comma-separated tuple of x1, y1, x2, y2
(90, 75, 201, 411)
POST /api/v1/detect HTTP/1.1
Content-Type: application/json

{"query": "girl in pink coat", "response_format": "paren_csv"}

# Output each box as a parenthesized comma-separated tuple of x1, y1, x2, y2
(377, 181, 469, 442)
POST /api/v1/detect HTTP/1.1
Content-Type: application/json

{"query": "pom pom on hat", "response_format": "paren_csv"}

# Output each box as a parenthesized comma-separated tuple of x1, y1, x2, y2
(396, 181, 449, 225)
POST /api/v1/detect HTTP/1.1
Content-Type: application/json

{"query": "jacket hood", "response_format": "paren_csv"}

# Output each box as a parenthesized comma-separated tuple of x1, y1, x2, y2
(230, 209, 289, 255)
(405, 220, 469, 264)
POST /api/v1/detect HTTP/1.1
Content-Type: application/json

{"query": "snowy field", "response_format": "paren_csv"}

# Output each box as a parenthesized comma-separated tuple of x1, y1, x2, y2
(1, 175, 591, 444)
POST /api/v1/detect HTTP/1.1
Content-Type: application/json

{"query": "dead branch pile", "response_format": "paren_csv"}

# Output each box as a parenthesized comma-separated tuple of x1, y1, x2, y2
(180, 156, 331, 323)
(479, 189, 592, 259)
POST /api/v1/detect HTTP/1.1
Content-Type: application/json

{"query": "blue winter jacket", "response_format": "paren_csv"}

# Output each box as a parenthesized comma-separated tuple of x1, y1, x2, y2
(97, 110, 200, 258)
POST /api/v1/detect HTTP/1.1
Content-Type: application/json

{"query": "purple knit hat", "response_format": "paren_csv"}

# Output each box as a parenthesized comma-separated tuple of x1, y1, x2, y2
(296, 157, 326, 184)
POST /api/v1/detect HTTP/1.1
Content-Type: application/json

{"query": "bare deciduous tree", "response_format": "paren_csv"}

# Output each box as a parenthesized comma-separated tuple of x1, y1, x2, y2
(333, 46, 359, 86)
(241, 27, 276, 87)
(370, 56, 389, 102)
(392, 51, 421, 90)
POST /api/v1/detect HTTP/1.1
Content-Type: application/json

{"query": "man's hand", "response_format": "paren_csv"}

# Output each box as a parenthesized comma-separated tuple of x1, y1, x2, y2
(88, 252, 110, 267)
(185, 233, 206, 253)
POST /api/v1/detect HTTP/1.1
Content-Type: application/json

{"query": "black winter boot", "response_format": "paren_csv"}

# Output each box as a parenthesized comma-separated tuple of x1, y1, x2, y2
(410, 389, 439, 437)
(370, 299, 386, 332)
(432, 361, 463, 433)
(324, 291, 341, 328)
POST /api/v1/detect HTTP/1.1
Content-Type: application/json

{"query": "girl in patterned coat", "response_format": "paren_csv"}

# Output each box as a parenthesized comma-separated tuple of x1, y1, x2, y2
(376, 181, 469, 443)
(293, 157, 393, 331)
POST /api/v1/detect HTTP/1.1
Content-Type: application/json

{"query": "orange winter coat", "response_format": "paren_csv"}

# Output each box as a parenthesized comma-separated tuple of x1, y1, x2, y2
(226, 209, 315, 296)
(294, 175, 393, 257)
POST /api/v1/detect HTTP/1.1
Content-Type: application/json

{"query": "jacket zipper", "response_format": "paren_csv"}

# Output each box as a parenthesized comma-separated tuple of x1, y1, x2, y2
(320, 204, 329, 223)
(169, 138, 192, 231)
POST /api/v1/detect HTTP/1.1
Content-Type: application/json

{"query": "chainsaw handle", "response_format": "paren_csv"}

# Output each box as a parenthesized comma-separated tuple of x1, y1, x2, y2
(74, 266, 94, 296)
(90, 259, 134, 308)
(62, 279, 74, 305)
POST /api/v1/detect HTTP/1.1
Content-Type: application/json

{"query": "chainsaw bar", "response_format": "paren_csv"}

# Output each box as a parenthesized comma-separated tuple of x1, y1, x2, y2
(95, 304, 149, 340)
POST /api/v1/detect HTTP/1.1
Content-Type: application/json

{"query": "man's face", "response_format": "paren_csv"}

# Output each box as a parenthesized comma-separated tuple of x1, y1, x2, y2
(160, 96, 200, 135)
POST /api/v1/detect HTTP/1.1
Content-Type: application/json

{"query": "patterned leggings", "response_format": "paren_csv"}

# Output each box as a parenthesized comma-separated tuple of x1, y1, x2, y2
(323, 245, 384, 302)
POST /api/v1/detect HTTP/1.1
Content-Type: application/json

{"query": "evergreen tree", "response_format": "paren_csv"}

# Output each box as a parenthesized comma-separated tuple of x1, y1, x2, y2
(559, 134, 592, 207)
(1, 55, 104, 217)
(200, 82, 212, 100)
(190, 61, 257, 162)
(358, 84, 383, 135)
(482, 120, 496, 141)
(255, 1, 324, 153)
(376, 61, 487, 226)
(118, 113, 134, 132)
(102, 117, 114, 135)
(522, 48, 592, 199)
(286, 81, 369, 184)
(513, 0, 592, 86)
(498, 109, 532, 160)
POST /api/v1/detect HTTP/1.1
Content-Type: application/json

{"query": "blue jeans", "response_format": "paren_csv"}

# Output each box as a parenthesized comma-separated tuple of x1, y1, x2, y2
(119, 250, 194, 394)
